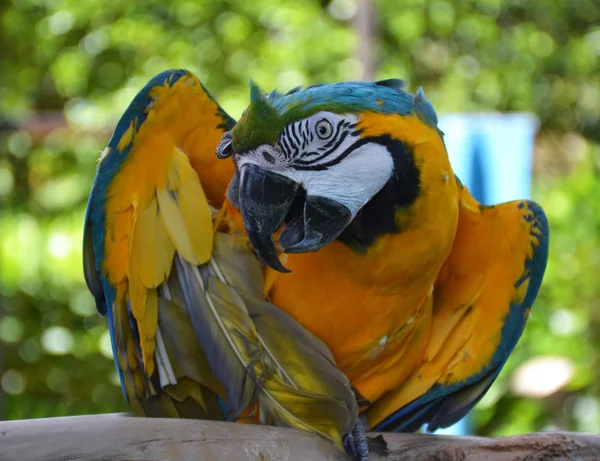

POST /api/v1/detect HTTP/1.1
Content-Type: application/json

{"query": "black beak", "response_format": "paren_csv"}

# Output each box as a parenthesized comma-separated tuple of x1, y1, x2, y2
(238, 163, 353, 273)
(239, 164, 298, 273)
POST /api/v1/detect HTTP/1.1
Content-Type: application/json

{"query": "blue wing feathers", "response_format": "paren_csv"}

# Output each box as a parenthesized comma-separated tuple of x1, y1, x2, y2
(425, 365, 499, 432)
(82, 69, 235, 414)
(83, 196, 105, 315)
(82, 69, 192, 400)
(85, 69, 189, 309)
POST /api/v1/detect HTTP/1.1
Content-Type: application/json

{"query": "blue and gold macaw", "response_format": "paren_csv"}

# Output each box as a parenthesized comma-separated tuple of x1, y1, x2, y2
(83, 69, 549, 460)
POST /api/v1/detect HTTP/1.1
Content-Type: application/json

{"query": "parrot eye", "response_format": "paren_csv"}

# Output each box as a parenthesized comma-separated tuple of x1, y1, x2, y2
(315, 119, 334, 140)
(216, 131, 233, 159)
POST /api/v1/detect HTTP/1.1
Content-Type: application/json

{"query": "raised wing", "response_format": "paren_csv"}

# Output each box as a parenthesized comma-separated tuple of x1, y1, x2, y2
(367, 179, 549, 432)
(82, 70, 357, 448)
(83, 69, 234, 417)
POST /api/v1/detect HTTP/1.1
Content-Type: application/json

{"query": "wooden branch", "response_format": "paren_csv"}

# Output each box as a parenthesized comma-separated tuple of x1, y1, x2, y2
(1, 413, 599, 461)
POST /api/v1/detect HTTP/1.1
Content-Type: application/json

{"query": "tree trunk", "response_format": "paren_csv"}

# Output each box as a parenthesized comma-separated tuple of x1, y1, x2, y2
(353, 0, 376, 81)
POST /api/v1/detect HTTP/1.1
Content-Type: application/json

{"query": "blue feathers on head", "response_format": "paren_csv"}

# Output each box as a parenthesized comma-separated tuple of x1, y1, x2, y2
(232, 79, 440, 152)
(270, 80, 438, 125)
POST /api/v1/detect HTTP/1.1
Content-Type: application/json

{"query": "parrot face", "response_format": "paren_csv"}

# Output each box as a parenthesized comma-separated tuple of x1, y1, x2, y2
(219, 110, 395, 272)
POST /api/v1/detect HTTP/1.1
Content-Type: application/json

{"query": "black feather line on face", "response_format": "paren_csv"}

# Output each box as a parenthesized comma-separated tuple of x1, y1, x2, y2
(293, 130, 352, 167)
(273, 117, 359, 170)
(290, 122, 302, 147)
(337, 135, 421, 251)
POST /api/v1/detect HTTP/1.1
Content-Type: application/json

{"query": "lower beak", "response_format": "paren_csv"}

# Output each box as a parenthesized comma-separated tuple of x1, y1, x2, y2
(238, 164, 353, 273)
(279, 196, 352, 254)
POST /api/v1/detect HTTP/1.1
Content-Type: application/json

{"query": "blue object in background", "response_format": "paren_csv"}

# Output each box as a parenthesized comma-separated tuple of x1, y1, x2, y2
(440, 113, 539, 205)
(432, 112, 539, 436)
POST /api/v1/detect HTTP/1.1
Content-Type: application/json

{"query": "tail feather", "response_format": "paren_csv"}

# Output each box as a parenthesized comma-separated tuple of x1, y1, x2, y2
(373, 364, 500, 433)
(174, 253, 259, 420)
(111, 279, 226, 420)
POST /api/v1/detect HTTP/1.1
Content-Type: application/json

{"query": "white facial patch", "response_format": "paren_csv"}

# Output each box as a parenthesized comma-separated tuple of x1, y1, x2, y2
(285, 143, 393, 217)
(235, 111, 395, 218)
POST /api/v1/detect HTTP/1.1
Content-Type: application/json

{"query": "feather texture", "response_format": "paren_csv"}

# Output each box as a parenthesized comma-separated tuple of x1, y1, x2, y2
(84, 68, 551, 456)
(83, 213, 105, 314)
(173, 232, 358, 448)
(84, 70, 359, 446)
(83, 69, 235, 421)
(368, 192, 549, 432)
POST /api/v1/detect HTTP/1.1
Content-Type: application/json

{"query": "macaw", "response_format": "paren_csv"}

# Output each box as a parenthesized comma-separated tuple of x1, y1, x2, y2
(83, 69, 549, 460)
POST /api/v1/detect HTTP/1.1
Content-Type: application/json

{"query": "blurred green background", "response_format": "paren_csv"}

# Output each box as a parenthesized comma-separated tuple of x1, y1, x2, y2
(1, 0, 600, 436)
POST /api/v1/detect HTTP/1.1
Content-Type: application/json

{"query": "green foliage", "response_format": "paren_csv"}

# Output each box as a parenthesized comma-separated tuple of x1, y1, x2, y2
(1, 0, 599, 435)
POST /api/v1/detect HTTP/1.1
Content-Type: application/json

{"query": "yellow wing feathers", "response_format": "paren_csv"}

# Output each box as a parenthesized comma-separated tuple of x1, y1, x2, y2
(192, 234, 358, 447)
(160, 150, 214, 264)
(111, 149, 213, 375)
(89, 71, 549, 449)
(96, 72, 358, 446)
(367, 185, 547, 429)
(144, 71, 234, 206)
(102, 71, 230, 376)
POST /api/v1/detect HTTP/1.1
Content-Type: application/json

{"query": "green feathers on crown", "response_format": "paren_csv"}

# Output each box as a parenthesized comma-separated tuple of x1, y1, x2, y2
(231, 81, 286, 153)
(231, 81, 326, 153)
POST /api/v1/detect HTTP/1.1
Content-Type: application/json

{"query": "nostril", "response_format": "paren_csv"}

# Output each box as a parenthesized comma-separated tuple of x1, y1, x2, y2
(262, 151, 276, 164)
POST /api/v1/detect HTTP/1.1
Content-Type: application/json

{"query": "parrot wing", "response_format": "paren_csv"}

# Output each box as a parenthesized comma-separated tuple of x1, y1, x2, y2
(368, 179, 549, 432)
(83, 68, 234, 418)
(83, 69, 357, 448)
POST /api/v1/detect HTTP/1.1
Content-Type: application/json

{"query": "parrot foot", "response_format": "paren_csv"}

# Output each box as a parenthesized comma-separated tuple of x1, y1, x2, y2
(343, 417, 370, 461)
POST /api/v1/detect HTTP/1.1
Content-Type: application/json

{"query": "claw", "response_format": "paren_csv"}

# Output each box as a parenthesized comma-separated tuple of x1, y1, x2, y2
(344, 418, 371, 461)
(343, 432, 357, 459)
(352, 423, 370, 461)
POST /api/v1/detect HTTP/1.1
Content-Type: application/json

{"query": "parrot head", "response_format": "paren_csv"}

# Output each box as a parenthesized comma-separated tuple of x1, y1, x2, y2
(217, 79, 441, 273)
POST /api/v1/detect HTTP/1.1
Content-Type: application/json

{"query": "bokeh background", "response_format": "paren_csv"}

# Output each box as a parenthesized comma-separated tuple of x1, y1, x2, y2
(1, 0, 600, 436)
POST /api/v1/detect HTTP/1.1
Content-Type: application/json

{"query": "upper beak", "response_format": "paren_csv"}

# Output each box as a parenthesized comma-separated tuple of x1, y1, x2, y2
(239, 163, 298, 273)
(238, 163, 352, 273)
